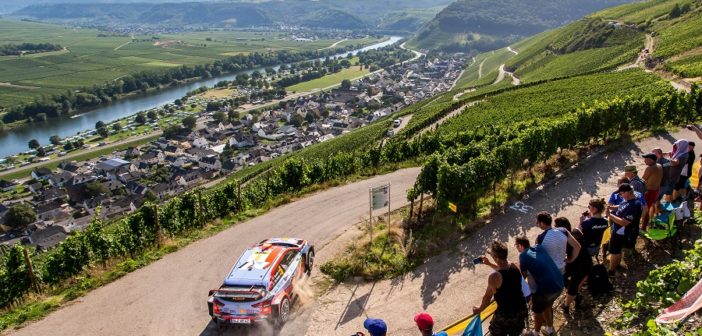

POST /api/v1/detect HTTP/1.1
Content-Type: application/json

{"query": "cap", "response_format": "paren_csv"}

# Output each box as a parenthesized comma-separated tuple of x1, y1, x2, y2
(617, 183, 633, 193)
(642, 153, 657, 160)
(363, 318, 387, 336)
(624, 165, 637, 173)
(414, 312, 434, 331)
(690, 141, 696, 147)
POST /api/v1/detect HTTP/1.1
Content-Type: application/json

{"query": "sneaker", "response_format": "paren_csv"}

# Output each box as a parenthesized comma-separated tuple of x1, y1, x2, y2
(575, 294, 583, 308)
(542, 326, 556, 336)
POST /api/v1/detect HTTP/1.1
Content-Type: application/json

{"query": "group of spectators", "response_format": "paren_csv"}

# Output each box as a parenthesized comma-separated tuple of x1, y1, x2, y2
(352, 133, 702, 336)
(467, 133, 702, 336)
(353, 313, 448, 336)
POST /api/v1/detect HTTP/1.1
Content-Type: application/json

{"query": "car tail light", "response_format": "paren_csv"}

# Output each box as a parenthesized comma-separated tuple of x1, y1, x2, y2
(213, 299, 224, 315)
(252, 299, 272, 314)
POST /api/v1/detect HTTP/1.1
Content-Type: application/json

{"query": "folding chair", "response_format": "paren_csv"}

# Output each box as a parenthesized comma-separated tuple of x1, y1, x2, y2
(642, 202, 678, 253)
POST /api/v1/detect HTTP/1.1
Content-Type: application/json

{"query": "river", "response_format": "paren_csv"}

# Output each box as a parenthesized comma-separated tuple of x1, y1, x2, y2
(0, 36, 402, 158)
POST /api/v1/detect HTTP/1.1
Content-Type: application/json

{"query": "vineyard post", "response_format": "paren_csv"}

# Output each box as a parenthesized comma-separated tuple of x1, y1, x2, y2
(492, 180, 497, 211)
(197, 189, 205, 227)
(154, 204, 161, 247)
(237, 181, 242, 212)
(368, 188, 373, 250)
(408, 197, 415, 225)
(418, 193, 424, 220)
(22, 246, 39, 292)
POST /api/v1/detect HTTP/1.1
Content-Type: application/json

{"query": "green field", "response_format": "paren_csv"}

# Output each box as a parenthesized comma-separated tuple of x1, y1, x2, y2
(0, 19, 381, 108)
(285, 65, 370, 92)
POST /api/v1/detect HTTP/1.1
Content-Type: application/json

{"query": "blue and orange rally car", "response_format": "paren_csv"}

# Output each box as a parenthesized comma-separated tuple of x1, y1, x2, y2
(207, 238, 315, 327)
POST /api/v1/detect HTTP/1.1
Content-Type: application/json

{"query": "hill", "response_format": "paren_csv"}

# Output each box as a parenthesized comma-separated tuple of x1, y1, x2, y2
(12, 0, 452, 32)
(407, 0, 634, 53)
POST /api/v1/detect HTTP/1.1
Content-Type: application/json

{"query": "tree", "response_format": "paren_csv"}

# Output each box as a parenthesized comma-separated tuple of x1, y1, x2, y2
(228, 110, 240, 122)
(340, 79, 352, 90)
(213, 111, 227, 124)
(97, 127, 109, 138)
(5, 203, 37, 228)
(83, 181, 110, 198)
(182, 116, 197, 130)
(289, 113, 304, 128)
(95, 121, 105, 129)
(28, 139, 40, 150)
(36, 147, 46, 157)
(305, 112, 316, 124)
(49, 135, 61, 146)
(112, 123, 122, 132)
(163, 125, 182, 139)
(147, 110, 158, 121)
(670, 3, 682, 18)
(135, 112, 147, 124)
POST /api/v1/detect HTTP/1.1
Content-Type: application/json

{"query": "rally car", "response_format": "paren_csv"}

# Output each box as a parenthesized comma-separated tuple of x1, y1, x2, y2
(207, 238, 315, 327)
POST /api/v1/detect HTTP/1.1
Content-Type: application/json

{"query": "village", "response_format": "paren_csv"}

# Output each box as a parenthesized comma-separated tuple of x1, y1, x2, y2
(0, 55, 465, 251)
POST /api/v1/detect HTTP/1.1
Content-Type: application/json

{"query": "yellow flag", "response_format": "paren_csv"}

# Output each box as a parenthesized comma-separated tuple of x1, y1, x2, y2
(448, 202, 457, 213)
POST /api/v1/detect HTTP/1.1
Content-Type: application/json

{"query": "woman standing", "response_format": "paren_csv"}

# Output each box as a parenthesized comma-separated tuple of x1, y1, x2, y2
(555, 217, 592, 314)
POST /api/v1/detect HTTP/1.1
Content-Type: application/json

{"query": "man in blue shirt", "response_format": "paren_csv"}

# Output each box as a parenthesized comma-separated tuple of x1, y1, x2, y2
(607, 183, 643, 275)
(516, 236, 563, 336)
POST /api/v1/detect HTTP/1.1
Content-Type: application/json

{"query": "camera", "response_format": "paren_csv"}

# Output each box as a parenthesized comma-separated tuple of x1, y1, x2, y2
(472, 257, 483, 265)
(582, 211, 589, 217)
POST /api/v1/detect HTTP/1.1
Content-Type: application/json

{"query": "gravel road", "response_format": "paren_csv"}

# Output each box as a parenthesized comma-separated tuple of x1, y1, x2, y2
(7, 168, 421, 336)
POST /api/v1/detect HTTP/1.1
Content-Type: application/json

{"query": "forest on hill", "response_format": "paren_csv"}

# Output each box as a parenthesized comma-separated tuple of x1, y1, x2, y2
(408, 0, 634, 53)
(12, 0, 452, 32)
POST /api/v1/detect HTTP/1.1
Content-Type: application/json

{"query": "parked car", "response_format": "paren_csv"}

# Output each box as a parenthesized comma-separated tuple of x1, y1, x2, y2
(393, 119, 401, 128)
(387, 129, 394, 137)
(207, 238, 315, 327)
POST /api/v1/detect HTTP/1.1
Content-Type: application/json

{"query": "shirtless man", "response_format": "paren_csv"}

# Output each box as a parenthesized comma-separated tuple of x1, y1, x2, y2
(641, 153, 663, 230)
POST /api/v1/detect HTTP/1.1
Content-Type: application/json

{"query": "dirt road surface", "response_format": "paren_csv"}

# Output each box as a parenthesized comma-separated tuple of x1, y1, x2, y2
(306, 129, 696, 335)
(7, 168, 421, 336)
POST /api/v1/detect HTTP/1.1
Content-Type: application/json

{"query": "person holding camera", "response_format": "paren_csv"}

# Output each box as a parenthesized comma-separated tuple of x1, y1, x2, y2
(472, 241, 528, 336)
(579, 198, 609, 258)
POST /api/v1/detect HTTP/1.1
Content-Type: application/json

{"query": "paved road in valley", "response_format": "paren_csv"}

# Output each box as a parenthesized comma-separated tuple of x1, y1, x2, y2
(7, 168, 421, 336)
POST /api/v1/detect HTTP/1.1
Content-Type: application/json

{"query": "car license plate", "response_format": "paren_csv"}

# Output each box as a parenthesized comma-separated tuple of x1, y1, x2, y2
(231, 318, 251, 324)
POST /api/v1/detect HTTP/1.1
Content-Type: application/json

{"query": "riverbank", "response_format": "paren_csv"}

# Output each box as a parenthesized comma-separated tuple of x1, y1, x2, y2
(0, 36, 401, 159)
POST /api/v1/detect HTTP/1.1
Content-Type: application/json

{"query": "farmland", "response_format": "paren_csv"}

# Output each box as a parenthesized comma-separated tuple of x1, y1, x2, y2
(0, 19, 382, 108)
(286, 65, 370, 92)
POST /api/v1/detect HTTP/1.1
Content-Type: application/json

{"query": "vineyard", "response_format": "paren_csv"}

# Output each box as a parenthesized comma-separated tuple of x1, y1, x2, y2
(506, 18, 644, 81)
(654, 7, 702, 59)
(419, 70, 670, 136)
(589, 0, 695, 24)
(666, 53, 702, 77)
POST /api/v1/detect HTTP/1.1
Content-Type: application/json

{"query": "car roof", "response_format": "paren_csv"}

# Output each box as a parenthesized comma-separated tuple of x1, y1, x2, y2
(223, 244, 287, 287)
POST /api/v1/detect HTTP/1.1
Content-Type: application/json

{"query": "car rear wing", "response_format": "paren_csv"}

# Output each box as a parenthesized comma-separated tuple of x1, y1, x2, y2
(209, 288, 267, 300)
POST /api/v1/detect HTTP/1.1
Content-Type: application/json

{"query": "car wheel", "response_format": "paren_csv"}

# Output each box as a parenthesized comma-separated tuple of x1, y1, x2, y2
(306, 248, 315, 275)
(276, 297, 291, 327)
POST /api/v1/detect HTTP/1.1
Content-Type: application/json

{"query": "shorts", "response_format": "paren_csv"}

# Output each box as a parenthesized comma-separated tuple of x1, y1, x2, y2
(566, 268, 590, 296)
(675, 175, 690, 190)
(587, 245, 600, 257)
(531, 291, 560, 314)
(625, 228, 639, 249)
(644, 190, 659, 207)
(609, 232, 626, 255)
(489, 309, 527, 336)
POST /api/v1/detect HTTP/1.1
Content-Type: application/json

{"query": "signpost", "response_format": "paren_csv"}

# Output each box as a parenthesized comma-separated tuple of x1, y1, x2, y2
(369, 184, 391, 245)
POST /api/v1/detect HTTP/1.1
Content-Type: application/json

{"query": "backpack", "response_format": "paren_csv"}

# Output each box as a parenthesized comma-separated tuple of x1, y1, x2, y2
(588, 264, 613, 296)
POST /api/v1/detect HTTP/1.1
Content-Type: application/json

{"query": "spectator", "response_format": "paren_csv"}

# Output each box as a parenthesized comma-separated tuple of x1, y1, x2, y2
(413, 312, 448, 336)
(653, 147, 672, 200)
(680, 141, 696, 199)
(641, 153, 663, 229)
(608, 183, 643, 275)
(363, 318, 387, 336)
(608, 176, 647, 217)
(669, 139, 690, 201)
(624, 165, 646, 195)
(554, 217, 592, 314)
(472, 241, 528, 336)
(535, 212, 581, 274)
(517, 236, 563, 336)
(580, 198, 609, 258)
